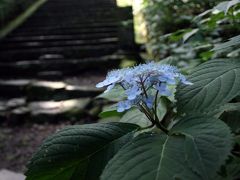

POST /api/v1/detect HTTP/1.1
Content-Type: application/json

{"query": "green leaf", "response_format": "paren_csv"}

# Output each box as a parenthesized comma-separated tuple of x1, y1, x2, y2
(221, 111, 240, 133)
(157, 98, 168, 121)
(183, 28, 199, 43)
(101, 115, 232, 180)
(206, 102, 240, 118)
(213, 35, 240, 53)
(225, 157, 240, 179)
(99, 104, 122, 118)
(26, 122, 139, 180)
(120, 108, 151, 127)
(214, 0, 240, 14)
(214, 1, 230, 13)
(97, 86, 125, 101)
(235, 135, 240, 145)
(220, 156, 240, 179)
(200, 51, 214, 61)
(176, 59, 240, 114)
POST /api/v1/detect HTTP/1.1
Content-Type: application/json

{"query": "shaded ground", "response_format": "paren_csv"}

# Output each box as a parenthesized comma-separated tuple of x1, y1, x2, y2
(0, 122, 82, 173)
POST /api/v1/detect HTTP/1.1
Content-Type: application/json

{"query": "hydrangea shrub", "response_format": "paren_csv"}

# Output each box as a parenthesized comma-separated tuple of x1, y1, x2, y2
(26, 60, 240, 180)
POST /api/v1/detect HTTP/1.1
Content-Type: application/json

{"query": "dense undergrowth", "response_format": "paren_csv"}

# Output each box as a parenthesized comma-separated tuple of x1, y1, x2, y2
(142, 0, 240, 69)
(24, 0, 240, 179)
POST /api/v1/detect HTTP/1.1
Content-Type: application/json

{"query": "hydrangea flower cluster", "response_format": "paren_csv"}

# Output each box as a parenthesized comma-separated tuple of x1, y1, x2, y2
(96, 62, 192, 113)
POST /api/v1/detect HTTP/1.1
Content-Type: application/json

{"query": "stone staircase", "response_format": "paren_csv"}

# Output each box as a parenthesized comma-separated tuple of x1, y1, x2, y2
(0, 0, 137, 124)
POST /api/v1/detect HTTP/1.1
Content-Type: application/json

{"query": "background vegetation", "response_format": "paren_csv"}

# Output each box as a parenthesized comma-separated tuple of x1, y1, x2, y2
(142, 0, 240, 71)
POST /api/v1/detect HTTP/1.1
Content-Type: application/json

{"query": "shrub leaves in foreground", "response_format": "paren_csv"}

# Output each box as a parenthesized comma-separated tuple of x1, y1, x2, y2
(26, 122, 139, 180)
(120, 108, 151, 127)
(101, 115, 232, 180)
(177, 59, 240, 114)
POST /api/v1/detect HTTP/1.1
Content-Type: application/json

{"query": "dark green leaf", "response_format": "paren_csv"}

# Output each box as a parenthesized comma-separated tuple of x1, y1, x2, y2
(101, 115, 232, 180)
(26, 122, 139, 180)
(214, 0, 240, 14)
(213, 35, 240, 53)
(97, 86, 125, 101)
(235, 135, 240, 145)
(218, 156, 240, 180)
(120, 108, 151, 127)
(176, 59, 240, 114)
(221, 111, 240, 133)
(99, 104, 122, 118)
(183, 28, 199, 43)
(200, 51, 214, 61)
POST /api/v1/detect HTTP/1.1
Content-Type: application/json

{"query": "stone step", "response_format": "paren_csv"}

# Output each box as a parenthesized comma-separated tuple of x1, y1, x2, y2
(0, 78, 104, 100)
(0, 55, 122, 77)
(11, 27, 118, 36)
(24, 18, 118, 26)
(30, 11, 117, 19)
(0, 169, 25, 180)
(0, 0, 137, 126)
(0, 37, 119, 50)
(15, 21, 118, 32)
(28, 98, 91, 123)
(32, 9, 116, 17)
(0, 44, 119, 61)
(19, 16, 119, 27)
(26, 81, 103, 101)
(13, 25, 118, 35)
(44, 0, 116, 4)
(41, 2, 116, 8)
(0, 98, 92, 124)
(0, 80, 29, 99)
(3, 33, 118, 43)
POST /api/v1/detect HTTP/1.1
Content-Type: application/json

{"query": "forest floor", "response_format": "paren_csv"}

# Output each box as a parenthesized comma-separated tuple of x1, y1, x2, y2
(0, 122, 79, 173)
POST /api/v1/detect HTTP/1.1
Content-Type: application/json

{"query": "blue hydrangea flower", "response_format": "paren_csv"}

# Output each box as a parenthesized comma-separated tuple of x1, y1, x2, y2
(125, 85, 142, 100)
(143, 96, 154, 108)
(117, 100, 132, 112)
(155, 83, 172, 96)
(96, 62, 192, 112)
(178, 74, 193, 85)
(96, 68, 130, 89)
(158, 73, 176, 85)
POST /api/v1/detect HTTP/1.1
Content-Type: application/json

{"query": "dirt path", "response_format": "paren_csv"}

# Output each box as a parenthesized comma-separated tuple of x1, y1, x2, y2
(0, 122, 73, 172)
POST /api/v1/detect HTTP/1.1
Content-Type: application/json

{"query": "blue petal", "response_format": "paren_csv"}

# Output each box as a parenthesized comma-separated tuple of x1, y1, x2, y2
(104, 84, 115, 93)
(159, 74, 176, 85)
(155, 83, 172, 96)
(144, 96, 154, 108)
(117, 101, 132, 112)
(125, 85, 142, 100)
(179, 75, 193, 85)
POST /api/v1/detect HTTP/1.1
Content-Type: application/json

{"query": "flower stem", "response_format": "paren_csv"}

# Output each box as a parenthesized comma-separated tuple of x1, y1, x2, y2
(141, 103, 169, 135)
(154, 90, 159, 119)
(139, 77, 148, 99)
(140, 104, 154, 123)
(155, 117, 169, 134)
(140, 122, 155, 131)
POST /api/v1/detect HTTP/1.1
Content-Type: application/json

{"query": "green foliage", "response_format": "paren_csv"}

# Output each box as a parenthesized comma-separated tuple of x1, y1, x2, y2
(101, 115, 232, 180)
(214, 0, 240, 14)
(176, 59, 240, 115)
(143, 0, 240, 64)
(213, 35, 240, 54)
(26, 123, 139, 180)
(119, 108, 151, 127)
(99, 104, 121, 118)
(97, 86, 125, 102)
